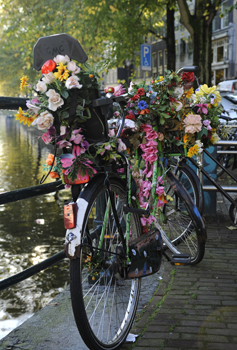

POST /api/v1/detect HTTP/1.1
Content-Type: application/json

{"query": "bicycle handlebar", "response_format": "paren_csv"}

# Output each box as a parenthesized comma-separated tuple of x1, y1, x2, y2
(176, 66, 199, 75)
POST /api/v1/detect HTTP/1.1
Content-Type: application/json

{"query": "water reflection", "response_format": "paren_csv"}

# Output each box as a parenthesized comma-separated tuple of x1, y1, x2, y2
(0, 112, 70, 339)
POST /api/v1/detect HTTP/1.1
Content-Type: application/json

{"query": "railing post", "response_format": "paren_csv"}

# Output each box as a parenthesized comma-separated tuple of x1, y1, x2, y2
(202, 146, 217, 216)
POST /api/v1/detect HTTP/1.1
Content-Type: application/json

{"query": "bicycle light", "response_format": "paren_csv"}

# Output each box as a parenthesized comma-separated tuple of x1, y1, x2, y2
(64, 203, 77, 229)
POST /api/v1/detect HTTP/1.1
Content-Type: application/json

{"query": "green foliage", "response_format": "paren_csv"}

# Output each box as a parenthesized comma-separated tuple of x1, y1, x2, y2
(0, 0, 166, 96)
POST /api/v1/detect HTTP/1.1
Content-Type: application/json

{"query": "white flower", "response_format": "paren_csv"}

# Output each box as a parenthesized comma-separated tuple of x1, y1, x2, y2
(42, 72, 55, 84)
(53, 55, 70, 64)
(35, 81, 47, 93)
(195, 140, 203, 153)
(72, 66, 81, 75)
(46, 89, 64, 111)
(173, 86, 184, 99)
(32, 111, 54, 130)
(67, 61, 79, 72)
(65, 76, 83, 90)
(124, 119, 137, 131)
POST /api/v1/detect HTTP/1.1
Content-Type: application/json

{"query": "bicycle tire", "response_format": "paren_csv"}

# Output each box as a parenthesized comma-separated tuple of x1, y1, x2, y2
(70, 176, 142, 350)
(162, 171, 206, 265)
(169, 160, 204, 215)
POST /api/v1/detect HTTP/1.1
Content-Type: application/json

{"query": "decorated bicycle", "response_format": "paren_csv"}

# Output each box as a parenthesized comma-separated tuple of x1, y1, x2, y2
(15, 34, 220, 350)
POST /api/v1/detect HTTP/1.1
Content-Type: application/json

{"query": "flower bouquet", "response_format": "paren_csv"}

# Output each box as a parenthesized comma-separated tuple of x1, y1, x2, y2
(16, 55, 111, 184)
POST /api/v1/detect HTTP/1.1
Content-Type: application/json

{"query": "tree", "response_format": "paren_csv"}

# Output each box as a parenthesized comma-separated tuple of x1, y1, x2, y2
(0, 0, 168, 95)
(177, 0, 221, 85)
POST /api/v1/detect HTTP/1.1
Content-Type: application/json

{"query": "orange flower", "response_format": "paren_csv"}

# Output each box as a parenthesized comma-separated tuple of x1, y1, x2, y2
(49, 171, 59, 179)
(140, 108, 150, 115)
(89, 74, 93, 78)
(46, 154, 56, 166)
(158, 194, 168, 204)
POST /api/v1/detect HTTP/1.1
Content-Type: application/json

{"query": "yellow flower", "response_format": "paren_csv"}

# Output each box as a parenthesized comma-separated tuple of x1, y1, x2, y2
(89, 74, 93, 78)
(185, 87, 194, 99)
(197, 84, 217, 96)
(210, 132, 220, 145)
(183, 134, 190, 144)
(54, 62, 69, 81)
(15, 107, 35, 127)
(187, 144, 199, 158)
(155, 76, 164, 83)
(20, 76, 28, 90)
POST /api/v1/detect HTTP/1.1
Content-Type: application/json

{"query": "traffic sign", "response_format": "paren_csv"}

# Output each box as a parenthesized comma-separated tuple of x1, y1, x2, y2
(141, 44, 151, 71)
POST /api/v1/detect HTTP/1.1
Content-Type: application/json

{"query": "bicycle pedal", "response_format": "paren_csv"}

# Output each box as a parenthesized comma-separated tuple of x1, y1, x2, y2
(170, 254, 191, 265)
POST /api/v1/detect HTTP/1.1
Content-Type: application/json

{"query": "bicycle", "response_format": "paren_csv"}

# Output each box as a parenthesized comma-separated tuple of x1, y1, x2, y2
(216, 114, 237, 177)
(16, 35, 206, 350)
(65, 87, 206, 350)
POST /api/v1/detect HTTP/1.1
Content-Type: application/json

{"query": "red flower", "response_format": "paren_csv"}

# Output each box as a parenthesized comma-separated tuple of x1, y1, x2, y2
(137, 88, 145, 96)
(169, 96, 176, 102)
(125, 113, 135, 120)
(41, 59, 56, 74)
(175, 137, 179, 140)
(130, 94, 140, 101)
(182, 72, 195, 83)
(139, 123, 146, 132)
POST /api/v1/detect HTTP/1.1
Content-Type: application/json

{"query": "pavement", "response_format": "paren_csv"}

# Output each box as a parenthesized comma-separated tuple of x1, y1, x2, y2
(1, 192, 237, 350)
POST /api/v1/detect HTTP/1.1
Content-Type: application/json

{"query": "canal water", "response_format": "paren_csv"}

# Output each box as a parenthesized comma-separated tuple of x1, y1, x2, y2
(0, 111, 70, 339)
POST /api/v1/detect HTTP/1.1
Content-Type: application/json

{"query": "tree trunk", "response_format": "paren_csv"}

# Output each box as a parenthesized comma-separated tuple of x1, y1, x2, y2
(177, 0, 220, 86)
(166, 4, 175, 71)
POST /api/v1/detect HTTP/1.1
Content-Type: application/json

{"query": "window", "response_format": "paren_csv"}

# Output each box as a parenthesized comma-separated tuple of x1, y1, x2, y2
(164, 50, 167, 71)
(216, 69, 224, 85)
(222, 0, 229, 28)
(152, 53, 157, 75)
(158, 51, 163, 75)
(217, 46, 224, 62)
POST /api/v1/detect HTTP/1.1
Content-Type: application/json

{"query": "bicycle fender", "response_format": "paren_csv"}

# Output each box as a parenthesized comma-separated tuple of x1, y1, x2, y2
(65, 197, 88, 258)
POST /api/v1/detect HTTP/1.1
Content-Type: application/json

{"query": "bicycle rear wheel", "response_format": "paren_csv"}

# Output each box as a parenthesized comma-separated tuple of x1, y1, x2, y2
(169, 159, 204, 215)
(162, 171, 206, 265)
(70, 176, 142, 350)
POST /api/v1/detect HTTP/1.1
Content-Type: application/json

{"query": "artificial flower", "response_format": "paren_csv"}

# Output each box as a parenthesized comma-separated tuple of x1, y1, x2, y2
(32, 110, 54, 130)
(46, 89, 64, 111)
(183, 114, 202, 134)
(65, 76, 82, 89)
(20, 76, 28, 90)
(15, 107, 35, 126)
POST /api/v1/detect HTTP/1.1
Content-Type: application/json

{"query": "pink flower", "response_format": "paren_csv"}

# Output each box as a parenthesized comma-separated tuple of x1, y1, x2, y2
(183, 114, 202, 134)
(196, 103, 208, 115)
(146, 129, 158, 141)
(146, 153, 158, 164)
(70, 128, 83, 144)
(156, 185, 164, 196)
(57, 140, 72, 148)
(143, 124, 153, 132)
(114, 84, 126, 96)
(118, 139, 127, 152)
(108, 129, 115, 137)
(143, 181, 151, 198)
(41, 131, 53, 144)
(157, 176, 164, 184)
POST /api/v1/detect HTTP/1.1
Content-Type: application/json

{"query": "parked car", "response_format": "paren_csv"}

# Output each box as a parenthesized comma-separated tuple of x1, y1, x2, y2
(219, 92, 237, 123)
(217, 80, 237, 94)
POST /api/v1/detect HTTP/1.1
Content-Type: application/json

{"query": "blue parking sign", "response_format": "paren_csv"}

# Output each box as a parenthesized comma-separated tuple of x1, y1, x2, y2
(141, 44, 151, 71)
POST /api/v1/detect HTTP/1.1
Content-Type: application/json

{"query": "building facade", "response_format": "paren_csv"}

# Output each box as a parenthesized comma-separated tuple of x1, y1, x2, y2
(103, 0, 237, 88)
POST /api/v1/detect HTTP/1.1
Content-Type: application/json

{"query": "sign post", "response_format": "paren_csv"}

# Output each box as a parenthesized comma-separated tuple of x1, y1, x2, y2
(141, 44, 151, 71)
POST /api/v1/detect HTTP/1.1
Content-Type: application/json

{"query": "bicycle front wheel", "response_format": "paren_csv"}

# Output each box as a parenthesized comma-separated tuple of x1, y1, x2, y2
(70, 176, 142, 350)
(162, 171, 206, 265)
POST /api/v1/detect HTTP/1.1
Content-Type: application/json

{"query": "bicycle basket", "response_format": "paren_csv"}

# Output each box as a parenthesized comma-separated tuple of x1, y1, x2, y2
(79, 96, 112, 145)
